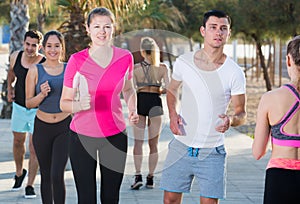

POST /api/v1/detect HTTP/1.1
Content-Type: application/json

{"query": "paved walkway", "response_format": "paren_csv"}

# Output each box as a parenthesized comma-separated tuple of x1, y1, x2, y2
(0, 116, 269, 204)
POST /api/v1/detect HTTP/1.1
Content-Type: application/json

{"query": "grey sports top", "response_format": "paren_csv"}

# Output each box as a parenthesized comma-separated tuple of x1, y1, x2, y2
(35, 63, 66, 113)
(136, 61, 162, 87)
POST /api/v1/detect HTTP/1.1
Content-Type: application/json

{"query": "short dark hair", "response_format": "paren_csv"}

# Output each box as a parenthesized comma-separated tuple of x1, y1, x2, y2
(24, 30, 43, 44)
(203, 10, 231, 28)
(287, 35, 300, 66)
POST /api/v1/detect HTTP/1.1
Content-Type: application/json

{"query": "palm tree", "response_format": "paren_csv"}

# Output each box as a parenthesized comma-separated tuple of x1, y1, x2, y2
(95, 0, 144, 34)
(124, 0, 186, 69)
(9, 0, 29, 54)
(57, 0, 144, 60)
(35, 0, 54, 33)
(57, 0, 91, 60)
(128, 0, 185, 31)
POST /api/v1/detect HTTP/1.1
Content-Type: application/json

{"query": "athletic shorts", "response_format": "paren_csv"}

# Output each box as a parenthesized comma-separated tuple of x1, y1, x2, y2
(11, 102, 37, 134)
(160, 139, 227, 199)
(264, 168, 300, 204)
(137, 92, 163, 117)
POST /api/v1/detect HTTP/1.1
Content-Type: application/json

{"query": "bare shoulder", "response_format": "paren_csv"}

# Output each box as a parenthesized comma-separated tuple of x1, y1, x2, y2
(27, 64, 38, 76)
(10, 50, 19, 59)
(37, 53, 45, 58)
(159, 62, 168, 68)
(159, 62, 169, 71)
(37, 53, 45, 62)
(28, 63, 38, 70)
(260, 87, 287, 106)
(134, 63, 142, 69)
(9, 51, 20, 69)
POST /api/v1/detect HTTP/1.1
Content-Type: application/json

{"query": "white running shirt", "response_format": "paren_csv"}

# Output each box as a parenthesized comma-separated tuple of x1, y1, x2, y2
(172, 51, 246, 148)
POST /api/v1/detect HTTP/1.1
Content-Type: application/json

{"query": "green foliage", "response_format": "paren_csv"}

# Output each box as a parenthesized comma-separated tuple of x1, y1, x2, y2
(124, 0, 186, 32)
(0, 0, 10, 25)
(172, 0, 237, 43)
(231, 0, 300, 41)
(55, 0, 146, 59)
(56, 0, 91, 60)
(267, 0, 300, 38)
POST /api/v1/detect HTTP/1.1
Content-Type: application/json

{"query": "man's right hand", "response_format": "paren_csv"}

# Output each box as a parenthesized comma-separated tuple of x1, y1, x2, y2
(169, 114, 186, 136)
(7, 89, 15, 102)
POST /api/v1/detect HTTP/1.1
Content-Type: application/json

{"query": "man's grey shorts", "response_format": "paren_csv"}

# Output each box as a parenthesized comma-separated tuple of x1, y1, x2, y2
(11, 102, 37, 134)
(160, 138, 227, 199)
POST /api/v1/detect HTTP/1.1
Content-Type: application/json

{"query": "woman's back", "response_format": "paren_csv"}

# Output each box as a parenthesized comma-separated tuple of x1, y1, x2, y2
(134, 62, 168, 87)
(266, 84, 300, 159)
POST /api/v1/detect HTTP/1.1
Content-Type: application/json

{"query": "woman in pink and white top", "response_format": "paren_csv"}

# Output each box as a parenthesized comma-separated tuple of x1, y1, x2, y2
(252, 36, 300, 204)
(60, 7, 139, 204)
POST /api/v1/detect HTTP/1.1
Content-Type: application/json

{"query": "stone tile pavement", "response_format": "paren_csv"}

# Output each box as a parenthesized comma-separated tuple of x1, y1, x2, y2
(0, 117, 269, 204)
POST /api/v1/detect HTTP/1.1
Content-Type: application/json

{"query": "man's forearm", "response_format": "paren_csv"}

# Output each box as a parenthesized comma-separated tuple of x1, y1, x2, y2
(7, 70, 15, 91)
(166, 90, 178, 118)
(230, 112, 246, 127)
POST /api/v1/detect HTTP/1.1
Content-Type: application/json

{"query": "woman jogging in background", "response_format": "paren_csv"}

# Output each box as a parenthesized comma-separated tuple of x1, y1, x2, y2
(131, 37, 170, 190)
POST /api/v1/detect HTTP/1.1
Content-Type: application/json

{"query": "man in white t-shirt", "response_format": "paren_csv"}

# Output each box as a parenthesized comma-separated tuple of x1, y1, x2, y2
(160, 10, 246, 204)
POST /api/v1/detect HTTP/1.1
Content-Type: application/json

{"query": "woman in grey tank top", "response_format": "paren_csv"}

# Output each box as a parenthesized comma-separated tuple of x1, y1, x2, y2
(25, 30, 71, 204)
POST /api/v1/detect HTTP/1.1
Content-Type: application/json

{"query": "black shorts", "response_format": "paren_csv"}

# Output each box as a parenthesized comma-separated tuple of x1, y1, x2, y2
(264, 168, 300, 204)
(137, 92, 163, 117)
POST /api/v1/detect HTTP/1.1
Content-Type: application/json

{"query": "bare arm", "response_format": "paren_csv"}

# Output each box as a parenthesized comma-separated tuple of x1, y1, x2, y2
(229, 94, 247, 126)
(215, 94, 246, 133)
(7, 52, 17, 102)
(25, 65, 49, 108)
(122, 78, 139, 124)
(252, 94, 270, 160)
(167, 78, 183, 135)
(60, 85, 90, 113)
(161, 64, 170, 94)
(132, 64, 138, 89)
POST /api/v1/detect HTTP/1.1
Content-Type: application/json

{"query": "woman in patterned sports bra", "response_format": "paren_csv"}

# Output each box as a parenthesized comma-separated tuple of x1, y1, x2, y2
(131, 37, 170, 190)
(252, 36, 300, 204)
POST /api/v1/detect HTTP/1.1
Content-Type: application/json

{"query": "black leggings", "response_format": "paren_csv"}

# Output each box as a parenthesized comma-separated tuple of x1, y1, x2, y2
(69, 130, 128, 204)
(264, 168, 300, 204)
(32, 116, 71, 204)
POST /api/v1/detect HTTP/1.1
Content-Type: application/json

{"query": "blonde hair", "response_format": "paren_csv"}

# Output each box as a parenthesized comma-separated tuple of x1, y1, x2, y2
(140, 37, 160, 67)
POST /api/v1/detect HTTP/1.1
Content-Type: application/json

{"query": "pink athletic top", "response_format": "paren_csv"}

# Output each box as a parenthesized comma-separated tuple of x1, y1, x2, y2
(64, 47, 133, 138)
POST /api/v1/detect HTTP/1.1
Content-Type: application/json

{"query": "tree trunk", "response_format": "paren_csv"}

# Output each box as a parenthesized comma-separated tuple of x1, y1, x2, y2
(256, 41, 272, 91)
(37, 13, 45, 33)
(279, 40, 282, 86)
(9, 0, 29, 54)
(189, 37, 193, 52)
(243, 37, 247, 77)
(161, 33, 173, 70)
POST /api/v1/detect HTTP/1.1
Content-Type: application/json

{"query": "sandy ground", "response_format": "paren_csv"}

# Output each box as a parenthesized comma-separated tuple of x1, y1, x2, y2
(230, 74, 290, 137)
